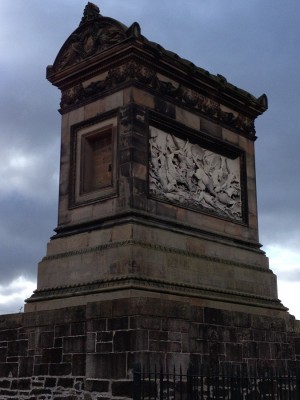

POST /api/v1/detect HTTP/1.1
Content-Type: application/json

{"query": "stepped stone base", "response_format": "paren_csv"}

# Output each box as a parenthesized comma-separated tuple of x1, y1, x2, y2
(1, 297, 300, 399)
(26, 222, 284, 314)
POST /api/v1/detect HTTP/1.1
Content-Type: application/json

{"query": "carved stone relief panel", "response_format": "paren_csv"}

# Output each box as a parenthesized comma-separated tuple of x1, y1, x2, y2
(149, 127, 243, 221)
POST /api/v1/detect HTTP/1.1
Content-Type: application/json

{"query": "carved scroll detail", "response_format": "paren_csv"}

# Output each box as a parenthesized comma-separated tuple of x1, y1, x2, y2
(56, 23, 127, 71)
(149, 127, 242, 221)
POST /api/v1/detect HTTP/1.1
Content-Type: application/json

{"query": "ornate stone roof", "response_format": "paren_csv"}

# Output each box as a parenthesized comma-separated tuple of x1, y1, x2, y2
(47, 3, 267, 137)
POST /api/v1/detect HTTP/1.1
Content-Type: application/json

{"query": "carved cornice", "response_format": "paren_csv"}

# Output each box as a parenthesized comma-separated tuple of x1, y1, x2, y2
(60, 61, 256, 136)
(48, 5, 267, 124)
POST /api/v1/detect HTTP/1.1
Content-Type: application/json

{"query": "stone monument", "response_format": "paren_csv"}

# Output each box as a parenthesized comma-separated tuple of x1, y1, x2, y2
(0, 4, 299, 399)
(26, 3, 280, 317)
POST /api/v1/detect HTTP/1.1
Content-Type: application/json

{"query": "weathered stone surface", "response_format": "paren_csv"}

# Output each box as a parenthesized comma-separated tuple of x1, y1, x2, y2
(3, 2, 299, 399)
(1, 298, 300, 397)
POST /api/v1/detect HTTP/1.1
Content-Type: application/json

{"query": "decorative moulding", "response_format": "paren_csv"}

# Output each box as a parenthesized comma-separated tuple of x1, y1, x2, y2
(60, 61, 257, 137)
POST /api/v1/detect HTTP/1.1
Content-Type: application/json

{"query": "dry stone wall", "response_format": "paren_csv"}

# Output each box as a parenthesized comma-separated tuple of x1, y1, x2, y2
(0, 298, 300, 399)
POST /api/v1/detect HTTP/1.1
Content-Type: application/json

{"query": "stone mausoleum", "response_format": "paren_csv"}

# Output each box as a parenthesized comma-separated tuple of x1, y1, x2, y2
(0, 3, 299, 399)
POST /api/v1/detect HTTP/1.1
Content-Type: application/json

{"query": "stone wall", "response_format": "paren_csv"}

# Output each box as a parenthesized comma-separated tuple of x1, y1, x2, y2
(1, 297, 300, 399)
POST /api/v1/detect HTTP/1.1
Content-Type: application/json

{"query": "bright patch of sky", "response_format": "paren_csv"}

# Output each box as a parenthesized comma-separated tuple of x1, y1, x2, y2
(266, 245, 300, 318)
(0, 277, 36, 315)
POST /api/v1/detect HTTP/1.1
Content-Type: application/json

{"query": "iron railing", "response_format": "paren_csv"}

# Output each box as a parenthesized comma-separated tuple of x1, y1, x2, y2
(133, 365, 300, 400)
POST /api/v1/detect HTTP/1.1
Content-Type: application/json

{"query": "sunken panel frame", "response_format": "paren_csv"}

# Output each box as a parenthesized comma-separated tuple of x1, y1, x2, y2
(69, 110, 119, 208)
(148, 112, 249, 225)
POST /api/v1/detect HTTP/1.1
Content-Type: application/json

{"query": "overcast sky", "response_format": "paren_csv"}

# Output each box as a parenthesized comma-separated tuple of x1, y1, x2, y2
(0, 1, 299, 317)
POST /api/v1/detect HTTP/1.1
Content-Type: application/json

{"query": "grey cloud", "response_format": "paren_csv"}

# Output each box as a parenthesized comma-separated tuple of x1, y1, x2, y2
(0, 194, 57, 284)
(0, 0, 299, 311)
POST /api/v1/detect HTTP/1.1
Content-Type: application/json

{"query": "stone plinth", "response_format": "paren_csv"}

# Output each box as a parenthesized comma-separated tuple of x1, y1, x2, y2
(1, 297, 300, 399)
(26, 9, 276, 311)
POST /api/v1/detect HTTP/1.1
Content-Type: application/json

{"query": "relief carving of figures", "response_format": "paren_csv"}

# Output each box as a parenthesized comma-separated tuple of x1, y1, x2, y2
(149, 127, 242, 221)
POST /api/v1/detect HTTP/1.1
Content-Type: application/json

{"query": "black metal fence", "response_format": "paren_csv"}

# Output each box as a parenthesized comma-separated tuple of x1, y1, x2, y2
(133, 365, 300, 400)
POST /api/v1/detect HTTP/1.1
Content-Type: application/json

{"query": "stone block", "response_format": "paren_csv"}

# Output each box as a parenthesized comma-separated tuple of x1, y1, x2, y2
(42, 348, 62, 363)
(0, 379, 10, 388)
(166, 353, 191, 373)
(154, 97, 175, 118)
(63, 336, 86, 353)
(190, 307, 204, 324)
(57, 377, 74, 388)
(84, 99, 104, 119)
(181, 333, 189, 353)
(225, 343, 242, 362)
(104, 91, 124, 112)
(209, 341, 225, 358)
(242, 341, 258, 359)
(72, 354, 86, 376)
(96, 342, 112, 353)
(200, 117, 222, 137)
(168, 331, 182, 342)
(222, 128, 239, 144)
(132, 163, 147, 180)
(294, 338, 300, 354)
(113, 330, 148, 352)
(8, 340, 28, 357)
(54, 337, 62, 348)
(162, 319, 189, 333)
(189, 339, 209, 354)
(132, 177, 147, 194)
(34, 363, 48, 376)
(0, 363, 18, 378)
(167, 341, 181, 352)
(87, 319, 107, 332)
(0, 329, 18, 342)
(85, 379, 109, 393)
(149, 331, 168, 341)
(130, 316, 162, 331)
(149, 340, 167, 352)
(86, 301, 113, 319)
(132, 87, 155, 109)
(231, 311, 251, 328)
(176, 107, 200, 130)
(49, 362, 72, 376)
(11, 378, 31, 390)
(112, 380, 133, 397)
(127, 351, 164, 373)
(204, 308, 232, 326)
(0, 314, 23, 330)
(31, 387, 52, 396)
(258, 343, 271, 359)
(107, 317, 128, 331)
(63, 354, 72, 363)
(19, 357, 34, 377)
(45, 377, 56, 387)
(97, 331, 112, 342)
(86, 353, 126, 379)
(71, 322, 85, 336)
(38, 331, 54, 348)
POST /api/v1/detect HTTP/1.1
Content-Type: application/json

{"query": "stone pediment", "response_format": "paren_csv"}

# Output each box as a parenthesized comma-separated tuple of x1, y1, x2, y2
(47, 2, 267, 135)
(48, 2, 141, 75)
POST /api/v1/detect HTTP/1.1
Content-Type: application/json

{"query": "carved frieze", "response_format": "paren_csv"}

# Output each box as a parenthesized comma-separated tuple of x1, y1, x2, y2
(60, 61, 255, 136)
(149, 127, 242, 221)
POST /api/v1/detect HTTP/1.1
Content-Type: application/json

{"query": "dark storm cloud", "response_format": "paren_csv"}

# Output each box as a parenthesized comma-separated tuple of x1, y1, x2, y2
(0, 0, 299, 313)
